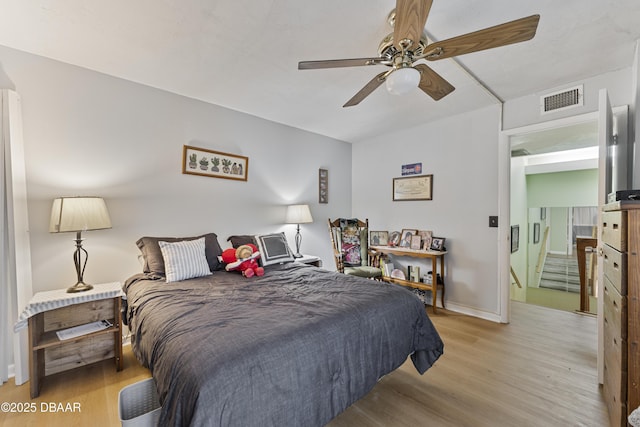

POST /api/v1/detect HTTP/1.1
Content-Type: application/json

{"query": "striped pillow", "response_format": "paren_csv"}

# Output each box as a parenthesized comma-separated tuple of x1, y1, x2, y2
(159, 237, 212, 283)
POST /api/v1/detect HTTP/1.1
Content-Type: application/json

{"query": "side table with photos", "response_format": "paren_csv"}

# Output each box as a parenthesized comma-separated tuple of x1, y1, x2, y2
(369, 228, 446, 313)
(371, 245, 447, 313)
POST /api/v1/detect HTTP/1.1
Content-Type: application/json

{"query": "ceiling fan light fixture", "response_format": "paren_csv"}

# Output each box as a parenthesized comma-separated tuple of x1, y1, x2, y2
(385, 67, 420, 95)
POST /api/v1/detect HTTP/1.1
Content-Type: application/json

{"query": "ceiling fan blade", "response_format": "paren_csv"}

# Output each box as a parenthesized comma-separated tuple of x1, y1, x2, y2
(425, 14, 540, 61)
(394, 0, 433, 51)
(415, 64, 455, 100)
(298, 58, 385, 70)
(343, 72, 388, 107)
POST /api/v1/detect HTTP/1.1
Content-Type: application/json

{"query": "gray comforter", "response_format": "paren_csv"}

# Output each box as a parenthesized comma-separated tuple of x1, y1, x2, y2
(124, 262, 443, 426)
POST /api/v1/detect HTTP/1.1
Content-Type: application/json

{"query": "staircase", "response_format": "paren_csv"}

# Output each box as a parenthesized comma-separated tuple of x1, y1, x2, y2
(539, 253, 581, 293)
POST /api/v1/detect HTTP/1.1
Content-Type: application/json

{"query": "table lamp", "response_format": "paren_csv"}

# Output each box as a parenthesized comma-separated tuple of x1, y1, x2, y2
(49, 196, 112, 293)
(285, 204, 313, 258)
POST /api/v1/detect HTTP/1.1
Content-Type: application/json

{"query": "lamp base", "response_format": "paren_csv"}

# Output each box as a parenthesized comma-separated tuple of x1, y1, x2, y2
(67, 282, 93, 293)
(293, 253, 303, 258)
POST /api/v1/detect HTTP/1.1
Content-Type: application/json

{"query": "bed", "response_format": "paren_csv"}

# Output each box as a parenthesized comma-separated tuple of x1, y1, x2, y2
(123, 233, 444, 426)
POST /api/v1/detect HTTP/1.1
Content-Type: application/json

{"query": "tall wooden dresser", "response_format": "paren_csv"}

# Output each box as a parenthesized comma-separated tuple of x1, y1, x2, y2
(602, 202, 640, 426)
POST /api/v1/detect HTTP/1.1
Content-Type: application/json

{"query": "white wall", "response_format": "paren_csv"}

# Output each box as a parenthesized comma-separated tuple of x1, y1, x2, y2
(509, 156, 527, 301)
(503, 68, 633, 131)
(352, 104, 502, 319)
(0, 45, 353, 293)
(633, 41, 640, 188)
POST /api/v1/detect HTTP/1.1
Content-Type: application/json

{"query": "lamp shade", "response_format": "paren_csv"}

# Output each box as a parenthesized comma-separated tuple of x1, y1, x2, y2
(386, 67, 420, 95)
(49, 197, 112, 233)
(285, 204, 313, 224)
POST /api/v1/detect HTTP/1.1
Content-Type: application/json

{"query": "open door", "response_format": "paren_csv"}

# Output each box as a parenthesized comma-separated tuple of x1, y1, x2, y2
(596, 88, 613, 384)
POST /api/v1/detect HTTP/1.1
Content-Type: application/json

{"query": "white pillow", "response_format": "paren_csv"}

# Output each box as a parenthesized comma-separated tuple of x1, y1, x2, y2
(159, 237, 212, 283)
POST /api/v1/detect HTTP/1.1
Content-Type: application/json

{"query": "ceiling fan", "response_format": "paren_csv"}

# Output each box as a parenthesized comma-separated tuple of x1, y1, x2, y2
(298, 0, 540, 107)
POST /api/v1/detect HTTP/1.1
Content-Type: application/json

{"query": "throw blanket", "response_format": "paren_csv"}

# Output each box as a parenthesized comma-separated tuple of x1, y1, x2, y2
(124, 263, 443, 426)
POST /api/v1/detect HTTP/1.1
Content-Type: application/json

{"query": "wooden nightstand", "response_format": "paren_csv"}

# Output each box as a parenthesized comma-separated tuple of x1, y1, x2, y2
(22, 282, 124, 398)
(296, 254, 322, 267)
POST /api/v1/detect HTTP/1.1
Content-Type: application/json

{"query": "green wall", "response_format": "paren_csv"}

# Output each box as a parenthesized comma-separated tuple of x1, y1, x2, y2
(527, 169, 598, 208)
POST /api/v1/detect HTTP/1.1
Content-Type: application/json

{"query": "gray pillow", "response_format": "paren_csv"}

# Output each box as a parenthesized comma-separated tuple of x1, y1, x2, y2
(136, 233, 223, 275)
(227, 235, 257, 248)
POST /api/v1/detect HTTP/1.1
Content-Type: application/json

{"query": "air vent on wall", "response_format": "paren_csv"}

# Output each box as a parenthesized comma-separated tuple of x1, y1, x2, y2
(540, 85, 583, 115)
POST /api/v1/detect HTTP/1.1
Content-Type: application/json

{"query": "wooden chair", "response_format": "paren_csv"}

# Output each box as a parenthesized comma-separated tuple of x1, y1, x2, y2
(328, 218, 383, 279)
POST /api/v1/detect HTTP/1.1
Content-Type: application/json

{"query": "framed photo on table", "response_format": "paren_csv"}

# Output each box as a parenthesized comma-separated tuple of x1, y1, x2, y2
(430, 237, 446, 251)
(388, 231, 401, 247)
(410, 235, 422, 250)
(418, 230, 433, 250)
(370, 231, 389, 246)
(399, 229, 418, 247)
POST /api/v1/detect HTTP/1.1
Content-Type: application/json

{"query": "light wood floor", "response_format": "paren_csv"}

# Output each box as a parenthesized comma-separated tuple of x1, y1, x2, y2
(0, 302, 608, 426)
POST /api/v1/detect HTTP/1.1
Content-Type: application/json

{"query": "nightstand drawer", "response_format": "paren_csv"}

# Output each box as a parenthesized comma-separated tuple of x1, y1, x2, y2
(602, 211, 627, 252)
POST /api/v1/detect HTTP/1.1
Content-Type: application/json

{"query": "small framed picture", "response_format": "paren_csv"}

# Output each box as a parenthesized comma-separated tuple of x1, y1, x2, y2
(417, 230, 433, 251)
(430, 237, 446, 251)
(182, 145, 248, 181)
(319, 168, 328, 204)
(388, 231, 401, 247)
(399, 229, 418, 247)
(392, 175, 433, 201)
(370, 231, 389, 246)
(511, 225, 519, 253)
(533, 222, 540, 244)
(410, 235, 422, 250)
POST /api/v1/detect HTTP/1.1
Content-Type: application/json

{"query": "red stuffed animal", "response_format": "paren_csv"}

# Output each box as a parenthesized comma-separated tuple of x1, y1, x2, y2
(221, 244, 264, 278)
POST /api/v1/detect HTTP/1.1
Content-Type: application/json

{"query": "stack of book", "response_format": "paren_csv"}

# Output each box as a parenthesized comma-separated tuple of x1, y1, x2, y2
(381, 262, 395, 277)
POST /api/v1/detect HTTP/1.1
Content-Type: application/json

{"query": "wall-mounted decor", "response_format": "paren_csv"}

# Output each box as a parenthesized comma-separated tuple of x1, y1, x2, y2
(540, 207, 546, 220)
(319, 168, 328, 204)
(393, 175, 433, 201)
(511, 225, 520, 253)
(401, 163, 422, 176)
(182, 145, 248, 181)
(533, 222, 540, 244)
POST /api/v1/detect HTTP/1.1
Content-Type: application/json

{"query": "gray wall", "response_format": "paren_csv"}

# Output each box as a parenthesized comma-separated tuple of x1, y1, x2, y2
(352, 65, 636, 320)
(1, 42, 637, 318)
(0, 45, 353, 293)
(352, 104, 502, 318)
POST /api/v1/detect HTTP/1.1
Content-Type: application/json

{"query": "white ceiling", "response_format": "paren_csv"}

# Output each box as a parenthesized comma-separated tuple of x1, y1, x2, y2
(0, 0, 639, 143)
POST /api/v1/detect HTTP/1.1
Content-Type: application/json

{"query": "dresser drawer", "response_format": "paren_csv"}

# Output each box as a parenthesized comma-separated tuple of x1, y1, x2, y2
(603, 279, 628, 427)
(603, 365, 627, 427)
(603, 244, 627, 295)
(602, 211, 627, 252)
(604, 276, 627, 340)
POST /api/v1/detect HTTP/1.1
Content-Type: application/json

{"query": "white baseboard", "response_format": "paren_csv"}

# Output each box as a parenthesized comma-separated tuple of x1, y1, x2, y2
(419, 294, 502, 323)
(442, 301, 502, 323)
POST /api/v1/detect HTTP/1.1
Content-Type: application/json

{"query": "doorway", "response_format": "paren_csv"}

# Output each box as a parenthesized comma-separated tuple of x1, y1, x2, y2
(506, 114, 600, 315)
(503, 106, 627, 316)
